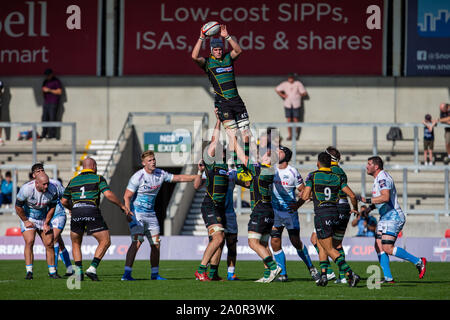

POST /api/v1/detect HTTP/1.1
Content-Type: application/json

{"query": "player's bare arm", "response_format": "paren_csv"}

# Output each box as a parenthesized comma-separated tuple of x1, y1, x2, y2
(193, 161, 206, 190)
(191, 28, 206, 68)
(301, 186, 312, 201)
(104, 190, 132, 217)
(221, 25, 242, 60)
(207, 111, 222, 158)
(43, 206, 56, 234)
(172, 174, 197, 182)
(342, 185, 358, 213)
(15, 205, 34, 228)
(291, 184, 306, 211)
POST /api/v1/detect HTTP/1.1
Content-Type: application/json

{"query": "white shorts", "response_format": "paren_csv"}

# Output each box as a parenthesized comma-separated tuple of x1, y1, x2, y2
(128, 211, 160, 242)
(50, 214, 67, 230)
(20, 217, 45, 233)
(377, 219, 405, 238)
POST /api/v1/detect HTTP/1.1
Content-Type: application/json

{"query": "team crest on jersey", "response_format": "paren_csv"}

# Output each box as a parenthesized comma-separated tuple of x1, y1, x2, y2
(379, 179, 387, 188)
(223, 112, 229, 118)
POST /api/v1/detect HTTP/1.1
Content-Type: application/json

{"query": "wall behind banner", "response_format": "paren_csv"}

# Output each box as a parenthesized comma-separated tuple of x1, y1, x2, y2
(120, 0, 385, 75)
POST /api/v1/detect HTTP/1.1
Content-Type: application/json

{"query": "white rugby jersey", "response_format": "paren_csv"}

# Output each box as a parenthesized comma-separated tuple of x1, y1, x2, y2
(127, 168, 173, 214)
(372, 170, 405, 221)
(16, 180, 58, 220)
(272, 165, 303, 211)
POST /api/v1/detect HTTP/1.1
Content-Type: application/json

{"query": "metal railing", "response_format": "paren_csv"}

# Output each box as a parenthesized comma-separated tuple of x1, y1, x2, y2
(251, 122, 450, 167)
(0, 164, 58, 214)
(235, 164, 449, 222)
(0, 122, 77, 172)
(102, 112, 209, 181)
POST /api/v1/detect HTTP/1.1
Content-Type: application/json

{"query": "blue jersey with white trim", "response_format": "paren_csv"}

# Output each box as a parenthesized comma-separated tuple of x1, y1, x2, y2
(16, 181, 58, 220)
(50, 178, 66, 217)
(127, 168, 173, 215)
(272, 165, 303, 211)
(372, 170, 405, 222)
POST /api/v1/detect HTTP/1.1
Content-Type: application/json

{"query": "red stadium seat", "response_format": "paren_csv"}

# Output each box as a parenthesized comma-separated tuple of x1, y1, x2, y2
(445, 229, 450, 238)
(5, 227, 21, 236)
(398, 231, 403, 238)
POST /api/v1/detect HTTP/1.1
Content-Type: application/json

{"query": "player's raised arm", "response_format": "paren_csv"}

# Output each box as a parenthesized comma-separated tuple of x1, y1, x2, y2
(191, 28, 206, 68)
(193, 160, 206, 190)
(207, 109, 222, 158)
(221, 25, 242, 60)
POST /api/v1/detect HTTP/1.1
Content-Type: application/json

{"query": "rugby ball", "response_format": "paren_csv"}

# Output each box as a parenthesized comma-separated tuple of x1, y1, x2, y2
(202, 21, 220, 37)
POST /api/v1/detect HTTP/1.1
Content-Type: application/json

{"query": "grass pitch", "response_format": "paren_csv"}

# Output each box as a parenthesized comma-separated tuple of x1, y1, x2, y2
(0, 260, 448, 300)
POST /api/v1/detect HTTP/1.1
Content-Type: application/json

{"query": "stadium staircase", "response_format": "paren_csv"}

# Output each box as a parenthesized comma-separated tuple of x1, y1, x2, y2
(76, 140, 117, 175)
(181, 186, 207, 236)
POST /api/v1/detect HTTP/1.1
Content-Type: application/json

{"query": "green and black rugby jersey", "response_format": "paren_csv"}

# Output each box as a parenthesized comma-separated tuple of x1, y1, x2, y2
(331, 162, 348, 201)
(247, 160, 275, 210)
(204, 52, 239, 99)
(63, 169, 110, 208)
(305, 167, 347, 213)
(203, 153, 229, 204)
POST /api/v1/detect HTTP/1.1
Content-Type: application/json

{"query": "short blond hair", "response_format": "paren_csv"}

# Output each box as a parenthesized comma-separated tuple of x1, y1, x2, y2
(141, 150, 155, 160)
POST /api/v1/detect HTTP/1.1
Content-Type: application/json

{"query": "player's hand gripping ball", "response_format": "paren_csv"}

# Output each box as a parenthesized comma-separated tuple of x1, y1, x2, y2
(201, 21, 220, 37)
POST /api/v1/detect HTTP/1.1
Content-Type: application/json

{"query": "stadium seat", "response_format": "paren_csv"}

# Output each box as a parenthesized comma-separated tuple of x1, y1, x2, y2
(398, 231, 403, 238)
(5, 227, 21, 236)
(445, 229, 450, 238)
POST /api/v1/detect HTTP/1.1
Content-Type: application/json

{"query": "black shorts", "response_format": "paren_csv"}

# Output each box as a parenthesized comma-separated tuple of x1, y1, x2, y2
(333, 203, 351, 235)
(70, 207, 108, 235)
(215, 96, 249, 124)
(201, 197, 226, 228)
(284, 107, 301, 119)
(314, 208, 338, 240)
(248, 204, 274, 235)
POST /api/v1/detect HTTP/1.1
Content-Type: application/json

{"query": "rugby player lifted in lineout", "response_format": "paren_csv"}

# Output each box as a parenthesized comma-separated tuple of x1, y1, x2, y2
(191, 24, 252, 181)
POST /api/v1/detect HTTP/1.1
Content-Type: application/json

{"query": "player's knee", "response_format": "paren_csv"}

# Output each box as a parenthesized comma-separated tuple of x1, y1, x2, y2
(132, 234, 145, 243)
(381, 243, 395, 254)
(223, 120, 238, 130)
(209, 225, 225, 240)
(310, 232, 317, 245)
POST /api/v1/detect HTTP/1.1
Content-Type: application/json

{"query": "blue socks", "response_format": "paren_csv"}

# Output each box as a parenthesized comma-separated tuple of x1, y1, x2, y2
(59, 248, 72, 268)
(54, 245, 59, 269)
(378, 252, 393, 280)
(297, 246, 313, 269)
(273, 250, 287, 275)
(393, 247, 421, 265)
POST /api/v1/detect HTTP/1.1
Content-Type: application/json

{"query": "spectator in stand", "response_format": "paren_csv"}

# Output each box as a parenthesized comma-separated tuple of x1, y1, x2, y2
(41, 69, 62, 140)
(275, 73, 308, 141)
(423, 114, 438, 166)
(352, 205, 377, 237)
(439, 103, 450, 164)
(0, 171, 13, 207)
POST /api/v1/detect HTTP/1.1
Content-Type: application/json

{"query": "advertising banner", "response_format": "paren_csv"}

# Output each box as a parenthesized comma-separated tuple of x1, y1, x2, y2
(1, 236, 448, 262)
(405, 0, 450, 75)
(120, 0, 384, 75)
(0, 0, 101, 75)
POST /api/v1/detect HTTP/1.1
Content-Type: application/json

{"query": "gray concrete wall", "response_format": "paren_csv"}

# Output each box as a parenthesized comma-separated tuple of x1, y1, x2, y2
(1, 76, 449, 145)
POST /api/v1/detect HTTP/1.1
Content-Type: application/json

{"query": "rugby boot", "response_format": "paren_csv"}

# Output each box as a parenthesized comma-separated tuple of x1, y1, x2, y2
(309, 266, 320, 283)
(335, 277, 348, 284)
(25, 272, 33, 280)
(151, 274, 167, 280)
(266, 266, 282, 283)
(64, 271, 75, 277)
(326, 270, 336, 281)
(316, 274, 328, 287)
(348, 272, 361, 288)
(195, 271, 211, 282)
(255, 276, 268, 283)
(275, 274, 288, 282)
(377, 278, 395, 284)
(227, 273, 240, 281)
(85, 271, 99, 281)
(416, 257, 427, 279)
(121, 273, 136, 281)
(210, 273, 224, 281)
